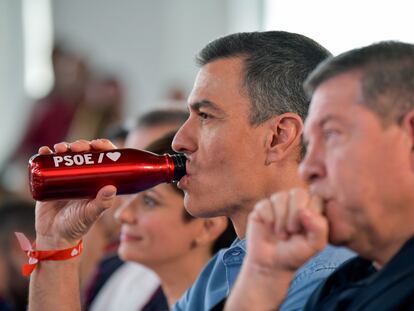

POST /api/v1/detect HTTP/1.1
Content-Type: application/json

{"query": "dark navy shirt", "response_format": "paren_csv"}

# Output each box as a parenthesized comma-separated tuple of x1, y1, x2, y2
(305, 236, 414, 310)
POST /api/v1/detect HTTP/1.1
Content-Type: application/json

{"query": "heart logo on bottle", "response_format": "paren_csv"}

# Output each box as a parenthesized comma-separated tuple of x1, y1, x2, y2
(106, 152, 121, 162)
(71, 248, 79, 257)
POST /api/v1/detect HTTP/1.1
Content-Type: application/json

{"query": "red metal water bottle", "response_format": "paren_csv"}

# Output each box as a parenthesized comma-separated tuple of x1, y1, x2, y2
(28, 148, 186, 201)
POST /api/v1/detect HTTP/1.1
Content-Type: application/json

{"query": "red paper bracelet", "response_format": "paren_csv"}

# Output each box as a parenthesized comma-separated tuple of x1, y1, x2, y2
(15, 232, 83, 276)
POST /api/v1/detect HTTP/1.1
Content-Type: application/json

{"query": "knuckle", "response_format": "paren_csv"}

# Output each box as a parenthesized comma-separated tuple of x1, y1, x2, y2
(270, 191, 287, 204)
(255, 199, 269, 210)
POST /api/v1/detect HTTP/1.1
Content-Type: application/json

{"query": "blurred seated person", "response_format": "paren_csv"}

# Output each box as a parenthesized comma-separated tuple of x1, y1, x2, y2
(114, 132, 236, 310)
(1, 45, 123, 199)
(16, 45, 89, 159)
(0, 46, 88, 199)
(66, 75, 123, 142)
(0, 199, 35, 311)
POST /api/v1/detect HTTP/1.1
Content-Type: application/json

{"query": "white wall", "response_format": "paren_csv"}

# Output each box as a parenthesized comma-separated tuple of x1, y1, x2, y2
(52, 0, 230, 117)
(264, 0, 414, 55)
(0, 0, 26, 166)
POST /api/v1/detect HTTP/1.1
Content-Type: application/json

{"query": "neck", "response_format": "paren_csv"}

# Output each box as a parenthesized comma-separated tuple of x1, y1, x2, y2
(231, 208, 252, 238)
(150, 248, 211, 306)
(370, 230, 414, 269)
(231, 164, 306, 239)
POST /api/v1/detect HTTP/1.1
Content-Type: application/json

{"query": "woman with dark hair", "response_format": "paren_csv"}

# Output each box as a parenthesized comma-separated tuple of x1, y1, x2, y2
(115, 132, 236, 310)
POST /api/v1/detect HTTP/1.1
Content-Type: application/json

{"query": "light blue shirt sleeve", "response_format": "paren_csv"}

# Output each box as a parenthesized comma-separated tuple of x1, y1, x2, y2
(173, 241, 355, 311)
(173, 239, 245, 311)
(172, 250, 228, 311)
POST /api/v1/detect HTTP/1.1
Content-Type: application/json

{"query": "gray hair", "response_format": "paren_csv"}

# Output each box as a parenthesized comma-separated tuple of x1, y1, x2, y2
(197, 31, 331, 125)
(305, 41, 414, 125)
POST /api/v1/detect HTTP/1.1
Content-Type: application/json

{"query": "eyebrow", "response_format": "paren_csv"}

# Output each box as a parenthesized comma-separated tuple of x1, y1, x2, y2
(189, 100, 223, 114)
(318, 114, 342, 127)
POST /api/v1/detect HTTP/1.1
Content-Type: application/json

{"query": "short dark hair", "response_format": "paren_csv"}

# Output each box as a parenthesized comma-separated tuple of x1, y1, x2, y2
(197, 31, 331, 124)
(305, 41, 414, 124)
(135, 108, 189, 130)
(145, 132, 236, 255)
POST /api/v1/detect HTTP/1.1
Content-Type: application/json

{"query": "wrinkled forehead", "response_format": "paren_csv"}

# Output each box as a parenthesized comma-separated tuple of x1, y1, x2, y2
(304, 72, 363, 138)
(303, 88, 333, 140)
(188, 58, 251, 116)
(191, 61, 245, 103)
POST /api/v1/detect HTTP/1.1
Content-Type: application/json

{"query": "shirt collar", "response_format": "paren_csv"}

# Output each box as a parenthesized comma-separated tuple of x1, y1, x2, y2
(230, 238, 247, 252)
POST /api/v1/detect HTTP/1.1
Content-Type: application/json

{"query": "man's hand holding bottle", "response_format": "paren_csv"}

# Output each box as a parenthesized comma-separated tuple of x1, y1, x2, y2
(34, 139, 118, 250)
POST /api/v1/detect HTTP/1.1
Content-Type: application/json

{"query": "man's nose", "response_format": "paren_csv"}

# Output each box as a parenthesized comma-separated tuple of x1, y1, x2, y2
(172, 117, 197, 155)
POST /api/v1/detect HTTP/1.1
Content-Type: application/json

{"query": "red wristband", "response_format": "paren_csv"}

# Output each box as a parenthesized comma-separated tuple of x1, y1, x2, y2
(15, 232, 83, 276)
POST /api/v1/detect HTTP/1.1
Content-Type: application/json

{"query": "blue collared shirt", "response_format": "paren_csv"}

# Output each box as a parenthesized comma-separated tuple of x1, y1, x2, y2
(173, 239, 354, 311)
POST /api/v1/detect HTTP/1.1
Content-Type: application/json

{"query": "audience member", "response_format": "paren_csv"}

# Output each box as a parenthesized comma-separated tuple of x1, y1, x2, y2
(225, 41, 414, 311)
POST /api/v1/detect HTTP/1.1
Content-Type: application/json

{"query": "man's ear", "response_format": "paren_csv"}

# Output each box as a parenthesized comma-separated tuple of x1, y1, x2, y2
(194, 217, 228, 247)
(400, 110, 414, 169)
(264, 112, 303, 164)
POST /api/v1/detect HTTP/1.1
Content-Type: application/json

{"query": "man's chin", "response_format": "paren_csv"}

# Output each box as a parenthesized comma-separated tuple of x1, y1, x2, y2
(328, 230, 350, 247)
(185, 206, 215, 218)
(183, 193, 229, 218)
(184, 201, 220, 218)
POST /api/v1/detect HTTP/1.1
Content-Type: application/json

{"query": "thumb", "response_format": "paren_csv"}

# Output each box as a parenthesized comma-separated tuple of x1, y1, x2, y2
(94, 185, 117, 211)
(82, 185, 117, 228)
(62, 185, 118, 242)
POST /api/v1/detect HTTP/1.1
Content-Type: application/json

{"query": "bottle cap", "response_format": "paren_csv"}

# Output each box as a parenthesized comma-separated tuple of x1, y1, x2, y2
(170, 154, 186, 181)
